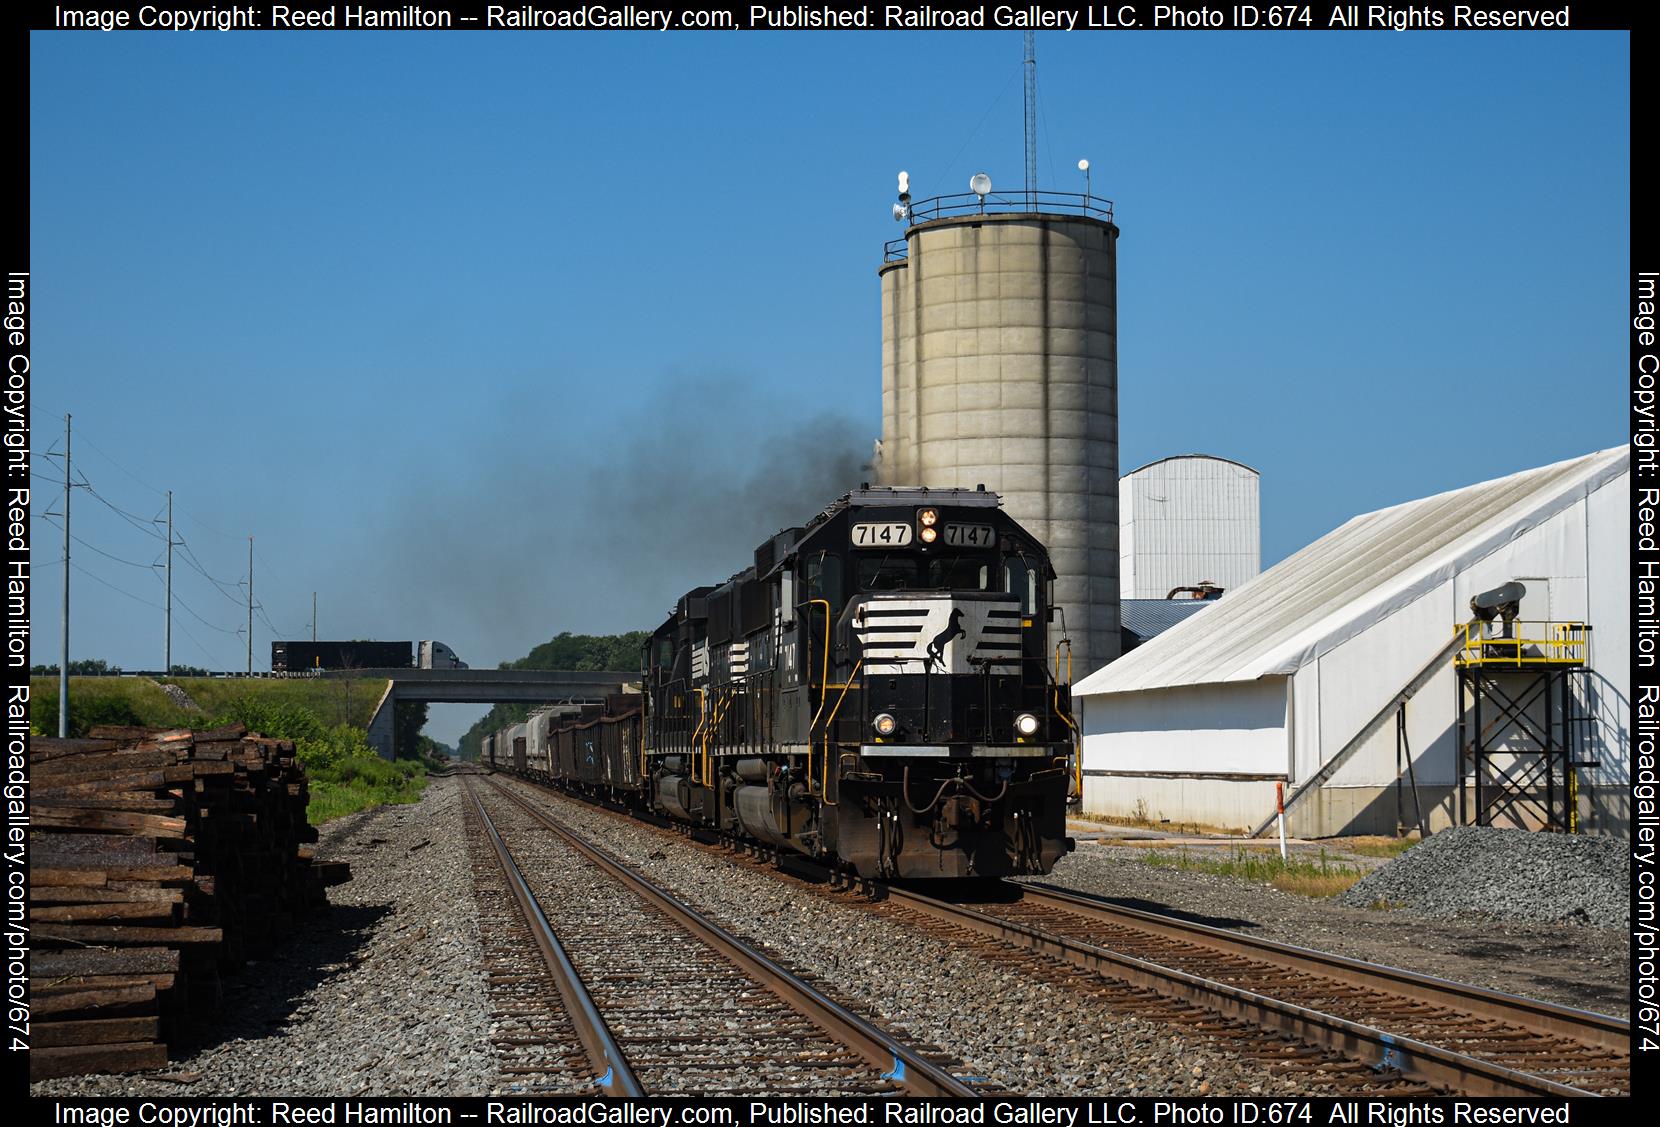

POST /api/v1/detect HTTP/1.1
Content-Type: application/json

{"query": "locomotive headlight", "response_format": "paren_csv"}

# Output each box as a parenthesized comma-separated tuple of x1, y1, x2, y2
(919, 526, 938, 543)
(1015, 712, 1041, 737)
(873, 713, 898, 737)
(917, 508, 939, 527)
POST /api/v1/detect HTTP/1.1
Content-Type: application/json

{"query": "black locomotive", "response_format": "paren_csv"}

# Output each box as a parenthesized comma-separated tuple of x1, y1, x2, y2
(486, 486, 1079, 879)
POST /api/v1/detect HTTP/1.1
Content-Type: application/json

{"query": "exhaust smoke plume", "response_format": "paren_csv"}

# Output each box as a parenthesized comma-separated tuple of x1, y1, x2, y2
(371, 374, 872, 665)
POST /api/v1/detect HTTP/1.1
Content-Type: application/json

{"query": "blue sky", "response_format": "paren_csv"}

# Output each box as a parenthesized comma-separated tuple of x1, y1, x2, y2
(29, 30, 1630, 745)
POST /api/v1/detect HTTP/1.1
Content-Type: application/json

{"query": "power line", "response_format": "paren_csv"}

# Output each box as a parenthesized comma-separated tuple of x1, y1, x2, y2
(169, 616, 220, 668)
(80, 480, 168, 543)
(30, 416, 312, 671)
(35, 513, 160, 569)
(175, 537, 247, 606)
(75, 430, 168, 498)
(176, 504, 244, 542)
(71, 560, 164, 612)
(170, 587, 244, 635)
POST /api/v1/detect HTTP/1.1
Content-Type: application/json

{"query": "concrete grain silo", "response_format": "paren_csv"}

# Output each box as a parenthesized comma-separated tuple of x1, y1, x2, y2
(875, 188, 1121, 670)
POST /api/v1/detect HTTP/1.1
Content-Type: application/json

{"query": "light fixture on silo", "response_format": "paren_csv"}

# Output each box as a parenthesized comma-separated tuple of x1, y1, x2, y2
(1078, 159, 1092, 207)
(970, 172, 992, 214)
(894, 170, 912, 221)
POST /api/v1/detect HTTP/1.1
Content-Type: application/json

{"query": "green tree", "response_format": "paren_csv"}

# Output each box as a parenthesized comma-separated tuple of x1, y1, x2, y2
(458, 631, 646, 759)
(393, 699, 430, 760)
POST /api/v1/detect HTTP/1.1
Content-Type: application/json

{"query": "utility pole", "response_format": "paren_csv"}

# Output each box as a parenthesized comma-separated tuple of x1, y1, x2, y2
(164, 490, 173, 673)
(311, 591, 317, 641)
(59, 414, 71, 738)
(246, 536, 254, 675)
(1023, 31, 1037, 207)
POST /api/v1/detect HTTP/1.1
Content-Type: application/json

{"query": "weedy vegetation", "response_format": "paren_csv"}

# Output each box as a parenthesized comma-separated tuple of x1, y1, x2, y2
(31, 675, 421, 823)
(1138, 845, 1366, 898)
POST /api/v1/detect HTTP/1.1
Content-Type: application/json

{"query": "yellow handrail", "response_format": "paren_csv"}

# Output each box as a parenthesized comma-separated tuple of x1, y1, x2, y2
(703, 689, 738, 786)
(1454, 621, 1588, 666)
(1051, 638, 1080, 796)
(805, 598, 832, 794)
(689, 687, 708, 782)
(819, 660, 862, 807)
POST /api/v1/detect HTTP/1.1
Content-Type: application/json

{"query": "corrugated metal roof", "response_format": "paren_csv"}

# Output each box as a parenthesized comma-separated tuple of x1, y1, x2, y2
(1077, 447, 1628, 697)
(1120, 598, 1217, 640)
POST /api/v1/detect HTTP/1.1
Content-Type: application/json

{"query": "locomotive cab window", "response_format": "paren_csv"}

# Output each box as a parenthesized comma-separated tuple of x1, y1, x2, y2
(858, 555, 917, 591)
(1004, 551, 1039, 613)
(805, 552, 843, 605)
(927, 553, 992, 591)
(859, 551, 994, 591)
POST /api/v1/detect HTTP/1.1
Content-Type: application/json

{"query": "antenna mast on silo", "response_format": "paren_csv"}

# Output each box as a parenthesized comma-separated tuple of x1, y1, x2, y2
(1023, 31, 1037, 206)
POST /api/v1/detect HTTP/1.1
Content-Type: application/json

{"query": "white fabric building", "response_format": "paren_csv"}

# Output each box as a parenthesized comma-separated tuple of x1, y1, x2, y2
(1120, 455, 1261, 599)
(1075, 447, 1630, 838)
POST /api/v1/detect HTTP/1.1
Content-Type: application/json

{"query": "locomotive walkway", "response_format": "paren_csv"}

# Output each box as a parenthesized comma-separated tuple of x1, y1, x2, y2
(344, 669, 635, 758)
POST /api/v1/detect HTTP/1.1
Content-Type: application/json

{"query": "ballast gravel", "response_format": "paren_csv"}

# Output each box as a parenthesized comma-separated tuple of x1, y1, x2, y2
(1035, 838, 1629, 1019)
(495, 778, 1356, 1098)
(31, 777, 498, 1097)
(1339, 825, 1631, 928)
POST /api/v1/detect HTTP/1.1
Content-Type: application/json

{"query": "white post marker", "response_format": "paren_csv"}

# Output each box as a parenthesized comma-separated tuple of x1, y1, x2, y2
(1276, 782, 1288, 861)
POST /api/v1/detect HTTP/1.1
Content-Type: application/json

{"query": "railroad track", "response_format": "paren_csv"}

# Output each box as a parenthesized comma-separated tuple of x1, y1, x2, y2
(482, 772, 1629, 1097)
(885, 881, 1630, 1098)
(461, 775, 982, 1096)
(463, 784, 626, 1093)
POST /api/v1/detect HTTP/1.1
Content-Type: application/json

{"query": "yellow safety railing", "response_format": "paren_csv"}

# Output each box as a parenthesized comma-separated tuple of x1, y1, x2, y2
(1453, 621, 1588, 666)
(1052, 639, 1082, 797)
(689, 687, 708, 782)
(818, 660, 862, 806)
(805, 599, 832, 796)
(701, 690, 737, 786)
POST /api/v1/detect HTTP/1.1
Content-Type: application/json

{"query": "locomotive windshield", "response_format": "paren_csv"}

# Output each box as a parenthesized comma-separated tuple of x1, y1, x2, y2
(856, 550, 997, 592)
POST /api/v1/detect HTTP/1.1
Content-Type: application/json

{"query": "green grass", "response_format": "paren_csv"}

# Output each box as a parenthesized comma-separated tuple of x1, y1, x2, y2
(1138, 845, 1366, 898)
(31, 673, 418, 824)
(29, 677, 197, 736)
(160, 676, 387, 730)
(307, 756, 427, 824)
(29, 675, 389, 736)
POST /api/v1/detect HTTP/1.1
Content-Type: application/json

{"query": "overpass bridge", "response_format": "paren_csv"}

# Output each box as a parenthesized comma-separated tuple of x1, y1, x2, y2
(327, 668, 637, 759)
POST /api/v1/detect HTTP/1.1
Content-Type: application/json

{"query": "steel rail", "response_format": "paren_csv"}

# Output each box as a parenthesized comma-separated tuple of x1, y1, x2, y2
(462, 780, 645, 1096)
(881, 885, 1608, 1098)
(483, 778, 980, 1098)
(1021, 881, 1630, 1052)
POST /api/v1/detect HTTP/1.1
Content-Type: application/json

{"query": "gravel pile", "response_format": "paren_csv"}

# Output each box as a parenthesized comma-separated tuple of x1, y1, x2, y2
(32, 778, 498, 1097)
(497, 779, 1362, 1097)
(1339, 826, 1630, 928)
(1036, 841, 1628, 1018)
(155, 680, 203, 712)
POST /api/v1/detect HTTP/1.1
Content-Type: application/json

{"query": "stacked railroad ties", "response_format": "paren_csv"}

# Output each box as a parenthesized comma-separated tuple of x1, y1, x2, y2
(28, 723, 350, 1080)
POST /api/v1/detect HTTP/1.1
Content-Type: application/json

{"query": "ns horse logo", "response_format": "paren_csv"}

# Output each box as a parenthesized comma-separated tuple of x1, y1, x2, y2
(924, 608, 967, 672)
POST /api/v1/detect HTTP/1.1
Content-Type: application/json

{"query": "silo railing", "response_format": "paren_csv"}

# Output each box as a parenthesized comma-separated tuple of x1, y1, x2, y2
(884, 190, 1115, 260)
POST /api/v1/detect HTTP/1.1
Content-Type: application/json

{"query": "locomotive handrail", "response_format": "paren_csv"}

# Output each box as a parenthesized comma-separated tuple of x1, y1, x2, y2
(704, 689, 738, 787)
(1050, 640, 1082, 797)
(689, 687, 708, 784)
(818, 659, 863, 807)
(805, 599, 833, 797)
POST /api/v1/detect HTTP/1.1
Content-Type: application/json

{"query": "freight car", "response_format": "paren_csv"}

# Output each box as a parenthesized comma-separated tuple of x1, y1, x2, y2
(488, 486, 1079, 880)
